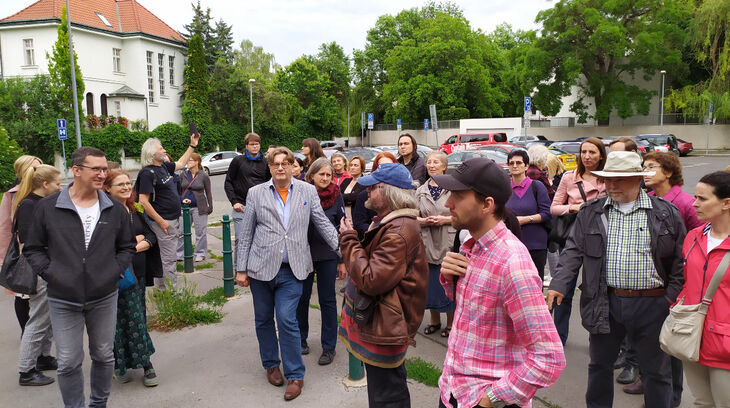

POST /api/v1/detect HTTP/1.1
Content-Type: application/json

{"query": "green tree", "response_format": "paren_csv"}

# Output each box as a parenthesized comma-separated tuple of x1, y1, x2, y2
(0, 127, 25, 191)
(528, 0, 691, 123)
(210, 19, 234, 63)
(276, 58, 342, 140)
(488, 24, 538, 117)
(182, 34, 212, 132)
(47, 6, 84, 120)
(308, 42, 351, 101)
(233, 39, 278, 80)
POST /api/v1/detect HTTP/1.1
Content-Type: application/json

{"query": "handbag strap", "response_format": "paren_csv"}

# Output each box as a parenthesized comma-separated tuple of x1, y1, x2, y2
(181, 171, 198, 198)
(702, 250, 730, 305)
(576, 180, 588, 202)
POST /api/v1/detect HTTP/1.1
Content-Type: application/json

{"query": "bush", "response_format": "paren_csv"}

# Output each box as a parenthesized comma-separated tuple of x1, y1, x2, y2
(148, 280, 226, 331)
(0, 127, 25, 191)
(437, 106, 470, 120)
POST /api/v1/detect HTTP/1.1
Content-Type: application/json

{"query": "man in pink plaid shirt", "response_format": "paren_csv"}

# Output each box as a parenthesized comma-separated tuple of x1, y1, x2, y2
(433, 157, 565, 408)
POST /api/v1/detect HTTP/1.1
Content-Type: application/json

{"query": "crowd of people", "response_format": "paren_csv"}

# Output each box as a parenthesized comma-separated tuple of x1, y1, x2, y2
(1, 130, 728, 408)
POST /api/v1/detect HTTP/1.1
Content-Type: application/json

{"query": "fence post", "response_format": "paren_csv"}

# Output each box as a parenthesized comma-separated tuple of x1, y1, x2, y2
(347, 351, 365, 381)
(182, 203, 194, 273)
(222, 214, 234, 297)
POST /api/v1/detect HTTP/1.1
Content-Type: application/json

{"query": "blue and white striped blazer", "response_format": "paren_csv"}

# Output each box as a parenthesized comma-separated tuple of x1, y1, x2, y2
(236, 178, 339, 281)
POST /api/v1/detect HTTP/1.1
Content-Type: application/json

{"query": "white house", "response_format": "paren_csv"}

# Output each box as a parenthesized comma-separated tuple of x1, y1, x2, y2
(0, 0, 187, 129)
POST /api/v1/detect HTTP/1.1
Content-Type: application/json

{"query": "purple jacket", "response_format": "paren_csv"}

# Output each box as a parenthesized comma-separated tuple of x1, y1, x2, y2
(506, 178, 552, 250)
(649, 185, 703, 231)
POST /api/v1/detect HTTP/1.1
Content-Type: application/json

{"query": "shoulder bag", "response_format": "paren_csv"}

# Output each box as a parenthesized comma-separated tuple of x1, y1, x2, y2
(548, 180, 586, 249)
(660, 250, 730, 362)
(0, 217, 37, 295)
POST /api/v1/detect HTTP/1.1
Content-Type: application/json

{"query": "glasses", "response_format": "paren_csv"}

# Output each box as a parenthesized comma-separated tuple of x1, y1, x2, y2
(643, 164, 661, 171)
(269, 162, 291, 169)
(111, 181, 133, 187)
(508, 161, 524, 166)
(77, 165, 108, 174)
(247, 142, 260, 146)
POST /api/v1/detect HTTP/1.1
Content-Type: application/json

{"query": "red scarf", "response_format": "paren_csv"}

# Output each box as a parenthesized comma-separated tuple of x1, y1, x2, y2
(317, 183, 340, 210)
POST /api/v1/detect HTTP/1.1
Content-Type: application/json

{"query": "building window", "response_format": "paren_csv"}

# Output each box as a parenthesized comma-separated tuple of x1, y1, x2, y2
(86, 92, 94, 115)
(146, 51, 154, 103)
(112, 48, 121, 72)
(114, 101, 121, 117)
(168, 55, 175, 86)
(158, 53, 165, 96)
(23, 39, 35, 65)
(95, 12, 113, 27)
(100, 94, 108, 116)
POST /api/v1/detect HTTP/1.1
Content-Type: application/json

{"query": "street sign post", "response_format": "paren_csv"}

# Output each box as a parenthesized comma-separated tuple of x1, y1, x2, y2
(367, 113, 374, 146)
(524, 97, 531, 112)
(429, 104, 439, 145)
(57, 119, 68, 168)
(424, 119, 429, 130)
(396, 119, 402, 132)
(361, 112, 365, 144)
(706, 102, 713, 154)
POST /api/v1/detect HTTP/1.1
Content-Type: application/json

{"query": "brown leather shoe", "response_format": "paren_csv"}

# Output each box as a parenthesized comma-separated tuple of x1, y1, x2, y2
(622, 377, 644, 394)
(266, 367, 284, 387)
(284, 379, 303, 401)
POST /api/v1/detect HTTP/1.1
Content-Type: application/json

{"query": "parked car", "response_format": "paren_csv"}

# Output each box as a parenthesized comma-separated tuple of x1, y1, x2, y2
(200, 151, 241, 175)
(509, 135, 549, 146)
(631, 137, 664, 154)
(637, 134, 679, 155)
(377, 144, 433, 160)
(477, 144, 526, 155)
(549, 141, 582, 155)
(320, 140, 344, 150)
(439, 132, 508, 154)
(446, 150, 509, 174)
(343, 147, 383, 173)
(548, 147, 578, 171)
(677, 138, 693, 156)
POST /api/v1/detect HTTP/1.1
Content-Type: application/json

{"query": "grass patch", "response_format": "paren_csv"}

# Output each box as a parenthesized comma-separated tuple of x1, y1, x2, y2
(198, 286, 237, 307)
(405, 357, 441, 387)
(208, 250, 223, 261)
(197, 262, 215, 270)
(309, 303, 320, 310)
(148, 280, 225, 331)
(208, 221, 222, 227)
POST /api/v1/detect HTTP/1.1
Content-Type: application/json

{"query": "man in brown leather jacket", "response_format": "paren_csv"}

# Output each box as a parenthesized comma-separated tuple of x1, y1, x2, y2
(338, 162, 428, 408)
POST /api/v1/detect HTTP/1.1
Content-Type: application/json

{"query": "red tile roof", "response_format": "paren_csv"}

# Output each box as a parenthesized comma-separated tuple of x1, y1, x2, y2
(1, 0, 185, 44)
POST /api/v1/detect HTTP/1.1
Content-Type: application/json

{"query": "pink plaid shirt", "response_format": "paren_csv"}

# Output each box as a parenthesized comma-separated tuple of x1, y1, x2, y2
(439, 222, 565, 407)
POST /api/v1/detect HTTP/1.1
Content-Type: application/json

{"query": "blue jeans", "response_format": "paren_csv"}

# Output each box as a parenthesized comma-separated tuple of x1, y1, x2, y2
(553, 270, 578, 345)
(586, 294, 672, 408)
(296, 259, 338, 351)
(249, 265, 305, 380)
(49, 291, 118, 408)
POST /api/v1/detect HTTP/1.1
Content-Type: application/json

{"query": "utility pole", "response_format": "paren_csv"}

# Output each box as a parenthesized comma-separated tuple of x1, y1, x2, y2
(66, 0, 82, 148)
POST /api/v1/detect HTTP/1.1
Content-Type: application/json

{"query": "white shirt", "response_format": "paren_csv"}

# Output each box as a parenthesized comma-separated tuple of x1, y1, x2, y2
(74, 201, 100, 249)
(707, 234, 724, 254)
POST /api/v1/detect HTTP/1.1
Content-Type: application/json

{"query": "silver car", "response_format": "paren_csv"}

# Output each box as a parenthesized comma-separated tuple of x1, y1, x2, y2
(200, 151, 241, 175)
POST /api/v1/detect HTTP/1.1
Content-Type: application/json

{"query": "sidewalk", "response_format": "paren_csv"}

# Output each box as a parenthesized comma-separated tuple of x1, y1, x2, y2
(0, 209, 695, 407)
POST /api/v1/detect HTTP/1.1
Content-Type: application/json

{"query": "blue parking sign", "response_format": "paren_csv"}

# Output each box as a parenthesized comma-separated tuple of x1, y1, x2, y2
(57, 119, 68, 141)
(524, 97, 531, 112)
(424, 119, 429, 130)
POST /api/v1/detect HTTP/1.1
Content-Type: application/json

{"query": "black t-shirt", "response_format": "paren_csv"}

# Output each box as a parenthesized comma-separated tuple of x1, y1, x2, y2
(137, 162, 181, 220)
(15, 193, 42, 244)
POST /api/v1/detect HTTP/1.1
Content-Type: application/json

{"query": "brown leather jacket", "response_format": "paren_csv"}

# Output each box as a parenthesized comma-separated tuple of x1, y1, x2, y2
(340, 208, 428, 346)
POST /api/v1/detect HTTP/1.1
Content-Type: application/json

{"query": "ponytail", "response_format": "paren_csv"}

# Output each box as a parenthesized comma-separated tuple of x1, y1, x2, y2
(12, 165, 61, 216)
(12, 166, 36, 215)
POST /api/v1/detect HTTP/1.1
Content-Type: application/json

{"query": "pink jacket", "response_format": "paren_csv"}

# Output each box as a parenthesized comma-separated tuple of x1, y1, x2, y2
(649, 185, 703, 231)
(550, 171, 606, 215)
(0, 186, 19, 265)
(677, 225, 730, 369)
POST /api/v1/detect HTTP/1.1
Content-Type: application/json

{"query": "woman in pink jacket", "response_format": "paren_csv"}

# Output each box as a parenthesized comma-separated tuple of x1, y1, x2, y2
(549, 137, 607, 345)
(677, 171, 730, 407)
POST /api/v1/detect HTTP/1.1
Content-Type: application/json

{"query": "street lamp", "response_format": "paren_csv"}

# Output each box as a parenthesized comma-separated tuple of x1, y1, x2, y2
(660, 70, 666, 135)
(249, 78, 255, 133)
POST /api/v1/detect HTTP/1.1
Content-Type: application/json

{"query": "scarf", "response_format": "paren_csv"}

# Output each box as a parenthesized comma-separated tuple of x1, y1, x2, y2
(245, 150, 261, 160)
(317, 183, 340, 210)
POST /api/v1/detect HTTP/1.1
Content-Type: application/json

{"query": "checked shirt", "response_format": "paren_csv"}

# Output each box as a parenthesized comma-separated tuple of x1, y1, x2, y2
(603, 190, 664, 290)
(438, 222, 565, 408)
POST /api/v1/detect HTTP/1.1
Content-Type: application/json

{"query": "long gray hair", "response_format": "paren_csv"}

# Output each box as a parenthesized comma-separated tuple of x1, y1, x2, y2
(140, 138, 162, 166)
(381, 183, 417, 211)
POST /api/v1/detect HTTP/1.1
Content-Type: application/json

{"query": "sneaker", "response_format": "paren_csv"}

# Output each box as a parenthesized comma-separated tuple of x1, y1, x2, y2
(143, 368, 158, 387)
(301, 340, 310, 355)
(318, 349, 336, 366)
(113, 370, 131, 384)
(19, 369, 54, 386)
(36, 355, 58, 371)
(195, 255, 204, 262)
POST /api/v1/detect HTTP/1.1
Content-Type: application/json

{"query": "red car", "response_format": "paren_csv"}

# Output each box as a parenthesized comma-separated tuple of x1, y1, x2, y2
(439, 132, 508, 154)
(677, 138, 693, 156)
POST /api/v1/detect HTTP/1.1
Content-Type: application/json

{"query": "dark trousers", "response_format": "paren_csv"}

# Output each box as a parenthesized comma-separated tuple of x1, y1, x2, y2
(586, 293, 672, 408)
(528, 249, 547, 282)
(619, 338, 683, 401)
(15, 296, 30, 334)
(296, 259, 338, 351)
(364, 362, 410, 408)
(438, 393, 519, 408)
(552, 270, 578, 345)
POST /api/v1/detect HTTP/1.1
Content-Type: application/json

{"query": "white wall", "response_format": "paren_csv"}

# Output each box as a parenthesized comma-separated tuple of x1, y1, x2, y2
(459, 117, 523, 138)
(0, 23, 185, 129)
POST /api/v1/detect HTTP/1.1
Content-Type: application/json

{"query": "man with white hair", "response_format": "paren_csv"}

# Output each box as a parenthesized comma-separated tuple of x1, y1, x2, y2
(136, 133, 199, 290)
(547, 151, 686, 408)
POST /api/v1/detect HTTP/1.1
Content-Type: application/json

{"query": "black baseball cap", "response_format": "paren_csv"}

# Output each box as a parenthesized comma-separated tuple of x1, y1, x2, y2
(431, 157, 512, 204)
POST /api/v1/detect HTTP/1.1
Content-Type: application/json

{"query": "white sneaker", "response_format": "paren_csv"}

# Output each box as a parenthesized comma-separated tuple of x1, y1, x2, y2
(194, 255, 204, 262)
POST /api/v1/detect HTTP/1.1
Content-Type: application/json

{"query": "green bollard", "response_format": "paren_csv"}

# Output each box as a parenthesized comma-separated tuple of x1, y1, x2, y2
(222, 214, 234, 297)
(182, 203, 194, 273)
(348, 351, 365, 381)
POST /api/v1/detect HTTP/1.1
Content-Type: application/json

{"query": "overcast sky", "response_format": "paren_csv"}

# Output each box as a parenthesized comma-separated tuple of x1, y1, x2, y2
(1, 0, 554, 66)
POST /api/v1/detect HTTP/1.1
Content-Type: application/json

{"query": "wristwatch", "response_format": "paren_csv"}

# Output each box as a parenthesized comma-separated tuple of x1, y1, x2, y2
(528, 215, 534, 223)
(486, 387, 507, 408)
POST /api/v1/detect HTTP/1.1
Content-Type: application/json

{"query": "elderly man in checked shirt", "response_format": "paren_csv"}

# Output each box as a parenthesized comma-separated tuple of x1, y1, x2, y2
(547, 151, 686, 408)
(434, 157, 565, 408)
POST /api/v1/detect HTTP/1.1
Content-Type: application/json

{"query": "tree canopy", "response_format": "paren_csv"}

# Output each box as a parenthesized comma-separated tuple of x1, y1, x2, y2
(47, 6, 84, 120)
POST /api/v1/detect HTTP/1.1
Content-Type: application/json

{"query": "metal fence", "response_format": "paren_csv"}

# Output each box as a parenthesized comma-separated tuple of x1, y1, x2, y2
(373, 120, 461, 131)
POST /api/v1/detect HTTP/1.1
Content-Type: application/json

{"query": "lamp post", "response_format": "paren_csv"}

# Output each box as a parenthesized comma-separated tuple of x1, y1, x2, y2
(248, 78, 255, 133)
(66, 0, 82, 148)
(660, 70, 666, 135)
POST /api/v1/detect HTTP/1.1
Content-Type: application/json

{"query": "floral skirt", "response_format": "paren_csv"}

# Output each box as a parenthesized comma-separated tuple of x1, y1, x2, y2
(114, 282, 155, 374)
